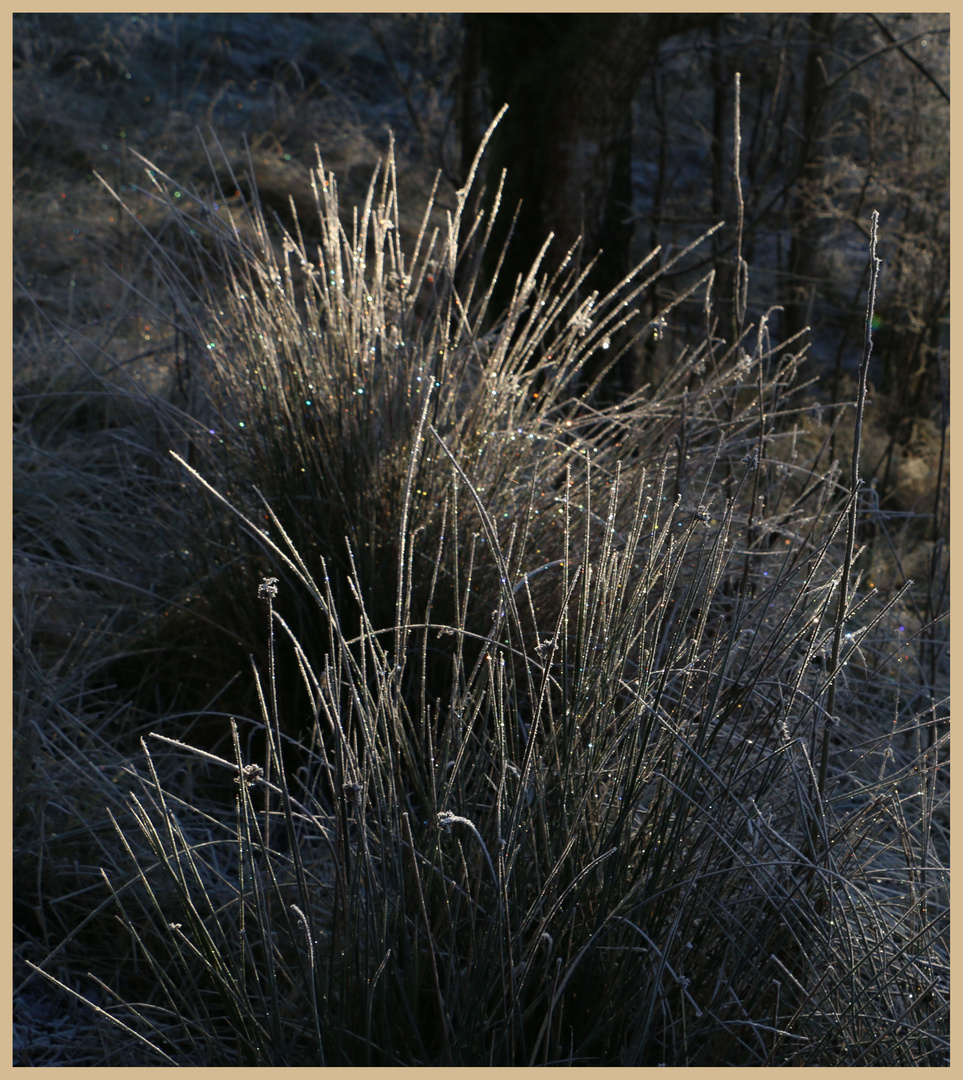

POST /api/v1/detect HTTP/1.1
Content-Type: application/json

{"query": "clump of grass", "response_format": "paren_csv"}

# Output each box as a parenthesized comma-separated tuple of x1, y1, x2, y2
(20, 114, 948, 1064)
(88, 117, 740, 735)
(31, 444, 946, 1064)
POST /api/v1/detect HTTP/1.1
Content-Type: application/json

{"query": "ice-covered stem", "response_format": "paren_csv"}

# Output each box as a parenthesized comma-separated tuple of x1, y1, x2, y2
(817, 211, 881, 810)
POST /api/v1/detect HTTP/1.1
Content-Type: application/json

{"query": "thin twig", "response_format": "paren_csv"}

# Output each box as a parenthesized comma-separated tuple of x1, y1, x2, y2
(817, 210, 881, 813)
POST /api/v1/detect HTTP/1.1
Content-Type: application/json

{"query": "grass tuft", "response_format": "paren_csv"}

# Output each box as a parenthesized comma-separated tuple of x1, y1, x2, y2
(15, 115, 948, 1065)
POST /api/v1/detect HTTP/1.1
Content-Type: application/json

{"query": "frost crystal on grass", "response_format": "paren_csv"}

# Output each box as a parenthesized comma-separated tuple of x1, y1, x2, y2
(258, 576, 279, 600)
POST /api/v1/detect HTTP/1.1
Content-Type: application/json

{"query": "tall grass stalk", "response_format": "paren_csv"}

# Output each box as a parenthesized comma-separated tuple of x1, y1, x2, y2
(817, 210, 883, 810)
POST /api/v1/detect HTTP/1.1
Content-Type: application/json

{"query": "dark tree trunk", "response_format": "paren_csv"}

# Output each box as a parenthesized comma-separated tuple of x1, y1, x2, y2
(459, 13, 488, 185)
(462, 14, 719, 392)
(784, 13, 836, 347)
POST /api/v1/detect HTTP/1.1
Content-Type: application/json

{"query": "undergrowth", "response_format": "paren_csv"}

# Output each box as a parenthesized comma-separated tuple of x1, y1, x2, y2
(15, 110, 949, 1065)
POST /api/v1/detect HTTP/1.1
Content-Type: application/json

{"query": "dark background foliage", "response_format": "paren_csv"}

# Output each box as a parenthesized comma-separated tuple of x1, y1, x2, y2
(14, 12, 949, 508)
